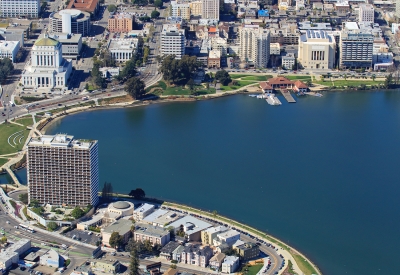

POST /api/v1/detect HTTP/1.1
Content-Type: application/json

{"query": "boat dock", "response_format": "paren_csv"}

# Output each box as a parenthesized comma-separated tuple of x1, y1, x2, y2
(280, 89, 296, 103)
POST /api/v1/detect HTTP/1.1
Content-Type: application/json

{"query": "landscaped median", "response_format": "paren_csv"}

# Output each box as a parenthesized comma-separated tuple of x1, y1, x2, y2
(162, 201, 321, 275)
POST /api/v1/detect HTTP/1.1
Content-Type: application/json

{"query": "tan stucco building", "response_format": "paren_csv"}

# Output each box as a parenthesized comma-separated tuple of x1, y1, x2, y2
(298, 30, 336, 70)
(108, 13, 134, 33)
(189, 1, 202, 15)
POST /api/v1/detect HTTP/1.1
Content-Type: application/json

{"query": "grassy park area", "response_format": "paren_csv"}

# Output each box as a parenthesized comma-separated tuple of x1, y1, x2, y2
(0, 158, 8, 167)
(0, 123, 29, 155)
(314, 79, 384, 87)
(15, 116, 34, 127)
(146, 80, 216, 96)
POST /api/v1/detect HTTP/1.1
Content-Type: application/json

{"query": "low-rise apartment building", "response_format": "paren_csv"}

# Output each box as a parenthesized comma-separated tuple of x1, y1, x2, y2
(201, 226, 227, 246)
(209, 253, 225, 270)
(181, 244, 213, 268)
(236, 242, 259, 261)
(134, 223, 171, 246)
(221, 256, 240, 273)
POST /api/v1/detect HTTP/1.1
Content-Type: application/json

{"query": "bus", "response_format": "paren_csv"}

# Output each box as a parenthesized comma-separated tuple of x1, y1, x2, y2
(19, 224, 35, 233)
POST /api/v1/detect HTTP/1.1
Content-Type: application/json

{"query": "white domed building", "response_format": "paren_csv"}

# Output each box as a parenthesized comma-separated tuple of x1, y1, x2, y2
(108, 201, 134, 217)
(21, 36, 72, 89)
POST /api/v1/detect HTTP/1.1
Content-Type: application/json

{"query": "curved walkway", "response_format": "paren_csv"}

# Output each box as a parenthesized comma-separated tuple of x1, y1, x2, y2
(7, 130, 23, 148)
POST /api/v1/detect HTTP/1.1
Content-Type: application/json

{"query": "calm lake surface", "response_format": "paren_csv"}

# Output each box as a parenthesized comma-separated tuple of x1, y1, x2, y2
(43, 91, 400, 275)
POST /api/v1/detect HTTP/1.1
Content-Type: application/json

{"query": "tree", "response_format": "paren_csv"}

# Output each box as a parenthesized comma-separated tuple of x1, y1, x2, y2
(101, 182, 113, 201)
(306, 79, 312, 87)
(151, 10, 160, 18)
(170, 264, 177, 269)
(144, 240, 152, 252)
(109, 232, 123, 248)
(215, 70, 231, 86)
(154, 0, 163, 8)
(125, 77, 145, 99)
(122, 59, 137, 79)
(128, 188, 146, 199)
(139, 16, 151, 22)
(129, 246, 140, 275)
(47, 221, 58, 231)
(187, 78, 195, 94)
(91, 63, 105, 88)
(19, 193, 28, 204)
(212, 210, 218, 218)
(107, 4, 117, 12)
(371, 75, 376, 81)
(29, 199, 40, 208)
(0, 236, 7, 244)
(384, 73, 393, 89)
(71, 206, 85, 219)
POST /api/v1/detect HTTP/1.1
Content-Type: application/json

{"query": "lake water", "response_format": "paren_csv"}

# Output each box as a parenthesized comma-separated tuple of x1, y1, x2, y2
(42, 91, 400, 275)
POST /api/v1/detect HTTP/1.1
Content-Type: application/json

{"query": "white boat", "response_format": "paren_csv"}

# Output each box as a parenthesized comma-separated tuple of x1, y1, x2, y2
(266, 94, 282, 105)
(248, 94, 258, 97)
(315, 93, 323, 97)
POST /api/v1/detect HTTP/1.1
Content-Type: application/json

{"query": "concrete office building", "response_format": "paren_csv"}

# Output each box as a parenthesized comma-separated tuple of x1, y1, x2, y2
(0, 0, 40, 18)
(21, 36, 72, 88)
(0, 239, 31, 270)
(27, 134, 99, 206)
(202, 0, 219, 20)
(359, 4, 374, 23)
(39, 32, 82, 60)
(108, 13, 134, 33)
(161, 24, 185, 59)
(340, 27, 373, 69)
(107, 38, 138, 62)
(0, 41, 19, 62)
(0, 29, 24, 46)
(238, 25, 270, 68)
(102, 219, 132, 247)
(49, 9, 91, 36)
(298, 30, 336, 70)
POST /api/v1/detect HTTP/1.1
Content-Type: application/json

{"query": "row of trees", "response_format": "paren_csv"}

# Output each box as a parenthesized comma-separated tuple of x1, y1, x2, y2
(0, 58, 14, 84)
(133, 0, 162, 7)
(159, 55, 202, 85)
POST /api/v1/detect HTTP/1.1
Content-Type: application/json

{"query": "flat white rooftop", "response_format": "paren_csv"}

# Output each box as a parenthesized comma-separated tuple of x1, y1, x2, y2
(28, 134, 96, 149)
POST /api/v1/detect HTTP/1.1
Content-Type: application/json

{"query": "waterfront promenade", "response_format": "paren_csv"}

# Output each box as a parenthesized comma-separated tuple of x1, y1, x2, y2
(162, 201, 321, 275)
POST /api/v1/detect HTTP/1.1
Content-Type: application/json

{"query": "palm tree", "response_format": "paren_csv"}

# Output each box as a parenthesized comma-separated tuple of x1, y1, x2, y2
(371, 75, 376, 82)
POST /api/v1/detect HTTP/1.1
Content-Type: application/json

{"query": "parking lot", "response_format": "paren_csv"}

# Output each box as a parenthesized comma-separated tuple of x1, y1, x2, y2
(64, 229, 101, 246)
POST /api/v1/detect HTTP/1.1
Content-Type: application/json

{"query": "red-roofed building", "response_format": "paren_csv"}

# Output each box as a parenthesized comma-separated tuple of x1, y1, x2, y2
(267, 77, 294, 89)
(293, 80, 308, 92)
(67, 0, 100, 15)
(259, 82, 273, 93)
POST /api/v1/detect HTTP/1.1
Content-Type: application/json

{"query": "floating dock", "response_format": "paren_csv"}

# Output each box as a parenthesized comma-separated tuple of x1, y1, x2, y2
(280, 89, 296, 103)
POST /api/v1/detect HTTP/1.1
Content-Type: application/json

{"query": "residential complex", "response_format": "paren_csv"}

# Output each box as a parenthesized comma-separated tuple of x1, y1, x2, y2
(298, 30, 336, 70)
(49, 9, 91, 36)
(0, 0, 40, 18)
(27, 134, 99, 206)
(238, 25, 270, 68)
(133, 203, 155, 221)
(160, 24, 185, 59)
(171, 1, 191, 20)
(21, 36, 72, 88)
(108, 13, 134, 33)
(201, 226, 227, 245)
(133, 223, 171, 246)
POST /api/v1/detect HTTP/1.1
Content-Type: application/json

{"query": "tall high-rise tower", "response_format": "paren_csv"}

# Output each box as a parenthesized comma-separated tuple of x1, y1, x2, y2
(27, 134, 99, 207)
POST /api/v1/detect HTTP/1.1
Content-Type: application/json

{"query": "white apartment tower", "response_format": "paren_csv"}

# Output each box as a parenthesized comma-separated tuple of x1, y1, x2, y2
(21, 36, 72, 88)
(298, 30, 336, 70)
(359, 4, 374, 24)
(27, 134, 99, 207)
(0, 0, 40, 18)
(238, 25, 270, 68)
(161, 24, 185, 59)
(202, 0, 219, 21)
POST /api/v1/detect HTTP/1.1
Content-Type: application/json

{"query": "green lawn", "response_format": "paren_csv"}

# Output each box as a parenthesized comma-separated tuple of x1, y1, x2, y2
(0, 123, 29, 155)
(145, 81, 167, 93)
(230, 74, 253, 79)
(240, 264, 263, 275)
(314, 79, 384, 87)
(286, 75, 312, 81)
(220, 80, 258, 91)
(240, 75, 272, 81)
(0, 158, 8, 167)
(292, 254, 319, 275)
(163, 85, 216, 96)
(15, 116, 34, 127)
